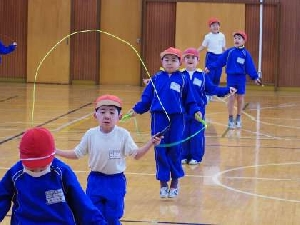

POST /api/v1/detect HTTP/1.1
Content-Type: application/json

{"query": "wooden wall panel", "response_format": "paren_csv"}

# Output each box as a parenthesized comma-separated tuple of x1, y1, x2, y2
(176, 2, 245, 83)
(99, 0, 142, 85)
(278, 0, 300, 88)
(245, 4, 278, 86)
(70, 0, 100, 84)
(142, 2, 176, 79)
(27, 0, 71, 84)
(0, 0, 27, 81)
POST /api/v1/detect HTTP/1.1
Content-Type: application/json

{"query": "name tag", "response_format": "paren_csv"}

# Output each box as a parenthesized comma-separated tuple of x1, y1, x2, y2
(237, 57, 245, 64)
(170, 82, 181, 93)
(193, 78, 203, 87)
(45, 189, 65, 205)
(109, 150, 121, 159)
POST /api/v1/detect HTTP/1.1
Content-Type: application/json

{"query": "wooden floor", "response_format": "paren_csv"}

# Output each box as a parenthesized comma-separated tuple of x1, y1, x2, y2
(0, 82, 300, 225)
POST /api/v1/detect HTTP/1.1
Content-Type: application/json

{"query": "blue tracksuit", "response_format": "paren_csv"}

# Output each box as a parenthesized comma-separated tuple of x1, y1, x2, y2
(0, 158, 107, 225)
(181, 69, 230, 162)
(207, 46, 259, 95)
(205, 52, 223, 86)
(133, 69, 200, 181)
(0, 41, 16, 64)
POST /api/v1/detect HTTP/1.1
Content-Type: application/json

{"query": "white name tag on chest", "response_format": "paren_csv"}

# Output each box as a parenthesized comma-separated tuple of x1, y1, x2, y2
(109, 150, 121, 159)
(237, 57, 245, 64)
(170, 82, 180, 92)
(193, 78, 202, 87)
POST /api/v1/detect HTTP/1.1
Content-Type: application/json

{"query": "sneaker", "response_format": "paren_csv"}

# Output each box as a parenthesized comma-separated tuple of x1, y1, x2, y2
(188, 159, 199, 165)
(160, 187, 169, 198)
(228, 120, 235, 129)
(236, 119, 242, 128)
(181, 159, 188, 164)
(168, 188, 178, 198)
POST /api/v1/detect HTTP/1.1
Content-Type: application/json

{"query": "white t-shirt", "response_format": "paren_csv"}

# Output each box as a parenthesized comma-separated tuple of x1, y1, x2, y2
(74, 126, 138, 174)
(202, 32, 226, 54)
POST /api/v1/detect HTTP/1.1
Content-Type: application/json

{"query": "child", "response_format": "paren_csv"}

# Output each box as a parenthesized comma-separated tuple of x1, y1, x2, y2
(129, 47, 202, 198)
(197, 17, 226, 101)
(55, 94, 161, 225)
(0, 40, 17, 63)
(205, 31, 261, 129)
(181, 47, 236, 165)
(0, 127, 107, 225)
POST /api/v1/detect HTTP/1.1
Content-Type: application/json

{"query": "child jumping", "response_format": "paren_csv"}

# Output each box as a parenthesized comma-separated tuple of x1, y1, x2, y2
(56, 94, 161, 225)
(205, 31, 262, 129)
(129, 47, 202, 198)
(197, 17, 226, 101)
(181, 47, 236, 165)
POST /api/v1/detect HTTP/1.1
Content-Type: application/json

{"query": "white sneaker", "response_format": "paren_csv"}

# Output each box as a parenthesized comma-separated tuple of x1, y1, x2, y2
(168, 188, 178, 198)
(181, 159, 188, 164)
(160, 187, 169, 198)
(236, 120, 242, 128)
(188, 159, 199, 165)
(228, 121, 235, 129)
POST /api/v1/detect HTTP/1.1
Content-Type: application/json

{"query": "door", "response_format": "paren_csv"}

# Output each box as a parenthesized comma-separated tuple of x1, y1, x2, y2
(27, 0, 71, 84)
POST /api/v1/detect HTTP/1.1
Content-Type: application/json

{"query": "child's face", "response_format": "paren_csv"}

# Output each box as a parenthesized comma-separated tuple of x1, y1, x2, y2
(161, 55, 180, 74)
(210, 22, 220, 33)
(234, 35, 245, 47)
(95, 106, 120, 133)
(183, 55, 199, 71)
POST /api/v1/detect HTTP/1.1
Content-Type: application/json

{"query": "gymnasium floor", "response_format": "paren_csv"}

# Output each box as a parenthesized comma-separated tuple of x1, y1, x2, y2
(0, 82, 299, 225)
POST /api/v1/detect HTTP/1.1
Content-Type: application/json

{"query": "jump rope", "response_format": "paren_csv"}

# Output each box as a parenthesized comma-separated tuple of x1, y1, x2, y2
(31, 29, 264, 147)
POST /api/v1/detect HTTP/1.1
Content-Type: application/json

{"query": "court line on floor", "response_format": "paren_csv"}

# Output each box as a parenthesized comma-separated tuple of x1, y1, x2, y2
(121, 219, 214, 225)
(211, 121, 297, 141)
(214, 97, 300, 130)
(212, 162, 300, 203)
(0, 95, 18, 102)
(0, 102, 92, 145)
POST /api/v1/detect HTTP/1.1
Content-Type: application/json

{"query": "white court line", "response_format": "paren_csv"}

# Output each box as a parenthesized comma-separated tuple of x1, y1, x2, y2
(212, 162, 300, 203)
(210, 121, 295, 141)
(2, 163, 300, 203)
(51, 112, 93, 132)
(215, 96, 300, 130)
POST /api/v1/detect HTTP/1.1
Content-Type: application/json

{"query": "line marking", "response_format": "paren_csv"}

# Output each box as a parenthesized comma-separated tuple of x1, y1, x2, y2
(0, 102, 92, 145)
(212, 162, 300, 203)
(242, 102, 249, 110)
(0, 95, 18, 102)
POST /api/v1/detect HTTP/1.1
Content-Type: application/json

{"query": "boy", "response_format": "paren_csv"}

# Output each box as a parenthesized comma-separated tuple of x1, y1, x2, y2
(0, 40, 17, 63)
(205, 31, 261, 129)
(181, 47, 236, 165)
(0, 127, 107, 225)
(197, 17, 226, 101)
(129, 47, 202, 198)
(55, 94, 161, 225)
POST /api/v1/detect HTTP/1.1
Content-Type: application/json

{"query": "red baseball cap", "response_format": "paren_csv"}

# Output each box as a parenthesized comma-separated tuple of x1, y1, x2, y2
(95, 94, 122, 110)
(160, 47, 182, 60)
(20, 127, 55, 168)
(233, 31, 247, 42)
(208, 17, 220, 26)
(182, 48, 199, 58)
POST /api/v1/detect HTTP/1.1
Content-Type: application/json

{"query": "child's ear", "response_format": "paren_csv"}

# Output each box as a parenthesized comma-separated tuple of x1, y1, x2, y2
(119, 114, 123, 120)
(93, 112, 97, 119)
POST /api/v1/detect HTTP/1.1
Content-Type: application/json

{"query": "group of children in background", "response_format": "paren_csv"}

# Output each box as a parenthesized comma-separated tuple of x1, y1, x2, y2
(0, 17, 262, 225)
(136, 16, 261, 199)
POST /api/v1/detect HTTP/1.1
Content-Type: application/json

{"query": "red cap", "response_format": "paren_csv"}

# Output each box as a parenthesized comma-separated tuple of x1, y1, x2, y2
(182, 48, 199, 58)
(95, 94, 122, 110)
(233, 31, 247, 42)
(20, 127, 55, 168)
(160, 47, 182, 59)
(208, 17, 220, 26)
